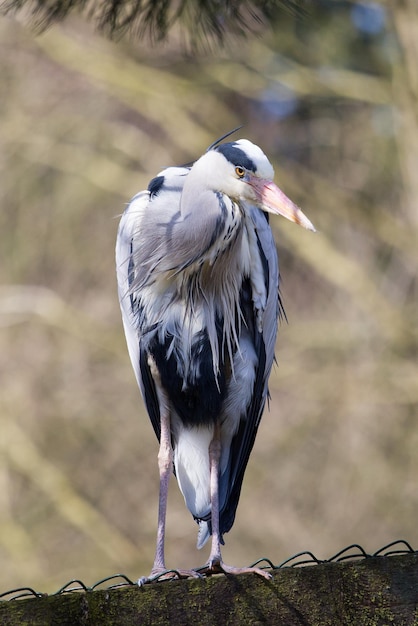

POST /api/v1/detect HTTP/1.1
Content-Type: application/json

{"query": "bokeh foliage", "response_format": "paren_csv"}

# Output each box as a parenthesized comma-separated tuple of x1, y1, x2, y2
(0, 0, 417, 593)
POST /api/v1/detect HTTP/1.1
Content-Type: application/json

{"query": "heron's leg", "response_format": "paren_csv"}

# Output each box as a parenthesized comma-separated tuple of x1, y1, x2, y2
(138, 368, 201, 585)
(152, 403, 172, 573)
(137, 402, 172, 586)
(205, 421, 271, 580)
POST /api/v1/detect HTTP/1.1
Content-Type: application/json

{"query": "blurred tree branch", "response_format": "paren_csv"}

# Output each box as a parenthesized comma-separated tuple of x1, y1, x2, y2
(390, 0, 418, 224)
(0, 0, 304, 46)
(0, 419, 140, 566)
(208, 41, 392, 105)
(0, 286, 124, 354)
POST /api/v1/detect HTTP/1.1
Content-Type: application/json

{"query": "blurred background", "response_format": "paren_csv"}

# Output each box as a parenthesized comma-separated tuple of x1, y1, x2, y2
(0, 0, 417, 593)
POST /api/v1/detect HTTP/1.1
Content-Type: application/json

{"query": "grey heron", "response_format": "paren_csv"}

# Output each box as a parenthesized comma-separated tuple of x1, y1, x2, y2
(116, 133, 315, 583)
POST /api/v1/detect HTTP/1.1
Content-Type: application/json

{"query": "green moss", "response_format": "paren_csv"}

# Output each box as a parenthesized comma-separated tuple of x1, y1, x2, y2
(1, 555, 418, 625)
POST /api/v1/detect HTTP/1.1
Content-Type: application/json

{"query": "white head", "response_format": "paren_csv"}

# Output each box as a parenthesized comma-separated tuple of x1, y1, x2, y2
(186, 138, 315, 231)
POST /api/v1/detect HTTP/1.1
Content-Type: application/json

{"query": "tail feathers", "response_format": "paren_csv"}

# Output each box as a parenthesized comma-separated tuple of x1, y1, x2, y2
(173, 424, 231, 550)
(196, 519, 225, 550)
(197, 520, 211, 549)
(174, 425, 212, 519)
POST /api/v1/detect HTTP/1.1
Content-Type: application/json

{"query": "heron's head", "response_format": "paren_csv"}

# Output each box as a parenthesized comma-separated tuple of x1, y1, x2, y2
(187, 139, 315, 232)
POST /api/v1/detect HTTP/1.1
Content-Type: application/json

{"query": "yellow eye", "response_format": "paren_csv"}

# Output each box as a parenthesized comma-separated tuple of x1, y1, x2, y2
(235, 166, 245, 178)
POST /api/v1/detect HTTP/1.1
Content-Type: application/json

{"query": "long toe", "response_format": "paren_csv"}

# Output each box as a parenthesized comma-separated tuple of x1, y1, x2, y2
(219, 562, 272, 580)
(199, 560, 272, 580)
(138, 567, 202, 585)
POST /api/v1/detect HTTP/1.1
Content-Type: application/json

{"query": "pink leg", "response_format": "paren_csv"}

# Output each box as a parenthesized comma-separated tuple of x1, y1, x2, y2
(206, 422, 272, 580)
(151, 405, 172, 574)
(138, 380, 200, 585)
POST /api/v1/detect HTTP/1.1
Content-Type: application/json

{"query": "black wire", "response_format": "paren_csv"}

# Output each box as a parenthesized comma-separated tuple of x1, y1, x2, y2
(2, 540, 417, 600)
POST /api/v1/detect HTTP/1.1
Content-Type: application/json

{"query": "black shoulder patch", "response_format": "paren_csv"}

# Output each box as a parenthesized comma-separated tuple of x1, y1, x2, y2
(148, 175, 165, 197)
(215, 142, 256, 172)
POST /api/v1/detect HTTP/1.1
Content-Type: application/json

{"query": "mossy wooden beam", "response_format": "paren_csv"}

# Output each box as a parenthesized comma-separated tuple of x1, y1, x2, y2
(1, 554, 418, 625)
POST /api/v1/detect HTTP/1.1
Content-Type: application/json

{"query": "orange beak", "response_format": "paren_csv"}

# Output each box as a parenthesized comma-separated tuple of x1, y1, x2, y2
(249, 177, 316, 232)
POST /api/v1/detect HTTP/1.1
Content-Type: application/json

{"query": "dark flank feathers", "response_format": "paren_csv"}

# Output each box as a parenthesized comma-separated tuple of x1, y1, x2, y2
(148, 323, 228, 428)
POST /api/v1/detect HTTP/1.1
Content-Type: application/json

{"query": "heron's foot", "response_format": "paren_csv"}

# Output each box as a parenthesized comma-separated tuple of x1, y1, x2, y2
(199, 559, 272, 580)
(138, 567, 202, 586)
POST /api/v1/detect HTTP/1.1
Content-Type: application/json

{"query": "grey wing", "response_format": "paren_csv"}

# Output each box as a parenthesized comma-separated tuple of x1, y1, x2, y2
(116, 189, 149, 390)
(115, 167, 189, 440)
(219, 207, 280, 537)
(116, 189, 163, 440)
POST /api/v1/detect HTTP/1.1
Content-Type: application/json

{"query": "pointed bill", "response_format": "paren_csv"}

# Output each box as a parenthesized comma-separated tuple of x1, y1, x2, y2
(250, 178, 316, 232)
